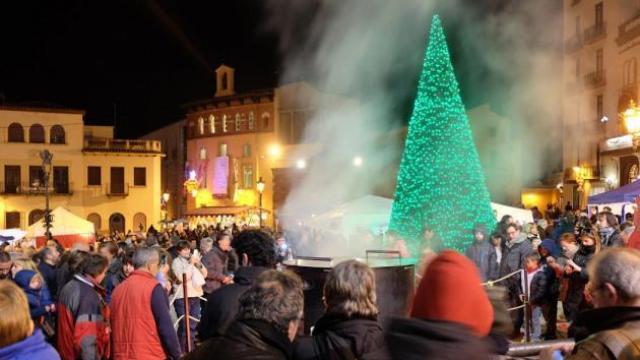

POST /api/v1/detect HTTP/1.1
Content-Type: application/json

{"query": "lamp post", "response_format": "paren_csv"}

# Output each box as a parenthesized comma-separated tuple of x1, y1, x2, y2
(623, 100, 640, 150)
(40, 150, 53, 240)
(256, 177, 265, 228)
(162, 192, 170, 226)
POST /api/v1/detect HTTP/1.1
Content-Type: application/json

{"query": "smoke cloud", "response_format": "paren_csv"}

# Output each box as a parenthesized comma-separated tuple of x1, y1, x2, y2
(264, 0, 562, 256)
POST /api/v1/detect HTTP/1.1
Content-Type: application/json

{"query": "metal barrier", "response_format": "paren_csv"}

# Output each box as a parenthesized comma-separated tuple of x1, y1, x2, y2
(507, 339, 575, 357)
(483, 269, 532, 342)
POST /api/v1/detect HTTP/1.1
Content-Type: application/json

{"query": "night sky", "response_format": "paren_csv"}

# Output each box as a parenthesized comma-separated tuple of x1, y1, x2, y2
(0, 0, 560, 139)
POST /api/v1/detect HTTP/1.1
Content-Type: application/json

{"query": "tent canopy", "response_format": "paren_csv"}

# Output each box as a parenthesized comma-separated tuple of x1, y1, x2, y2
(27, 207, 95, 237)
(589, 179, 640, 204)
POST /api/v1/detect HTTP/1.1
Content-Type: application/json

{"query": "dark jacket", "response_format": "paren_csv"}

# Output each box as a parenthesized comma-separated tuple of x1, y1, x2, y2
(104, 258, 125, 303)
(528, 269, 549, 307)
(466, 241, 493, 282)
(38, 261, 58, 299)
(487, 246, 502, 281)
(599, 228, 624, 248)
(0, 329, 60, 360)
(385, 318, 492, 360)
(201, 246, 228, 294)
(500, 234, 532, 291)
(198, 266, 269, 340)
(294, 314, 388, 360)
(14, 270, 54, 319)
(567, 306, 640, 360)
(565, 246, 595, 323)
(186, 319, 292, 360)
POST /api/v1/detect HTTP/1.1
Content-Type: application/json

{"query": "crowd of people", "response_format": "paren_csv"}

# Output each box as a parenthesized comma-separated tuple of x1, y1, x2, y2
(1, 202, 640, 359)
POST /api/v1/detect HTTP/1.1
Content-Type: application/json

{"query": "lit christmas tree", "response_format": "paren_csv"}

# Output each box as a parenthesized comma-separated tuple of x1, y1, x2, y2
(388, 15, 495, 254)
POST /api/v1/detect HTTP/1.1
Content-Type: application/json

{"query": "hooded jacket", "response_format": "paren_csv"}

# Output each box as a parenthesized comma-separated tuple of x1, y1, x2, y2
(0, 329, 60, 360)
(294, 314, 388, 360)
(500, 233, 533, 290)
(466, 237, 493, 282)
(386, 251, 494, 359)
(14, 269, 53, 319)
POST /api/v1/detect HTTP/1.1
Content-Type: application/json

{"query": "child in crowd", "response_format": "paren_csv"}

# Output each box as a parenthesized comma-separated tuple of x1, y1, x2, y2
(13, 269, 55, 321)
(523, 254, 546, 341)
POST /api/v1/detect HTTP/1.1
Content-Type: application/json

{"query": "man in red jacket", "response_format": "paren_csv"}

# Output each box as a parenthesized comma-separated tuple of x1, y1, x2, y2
(111, 247, 181, 360)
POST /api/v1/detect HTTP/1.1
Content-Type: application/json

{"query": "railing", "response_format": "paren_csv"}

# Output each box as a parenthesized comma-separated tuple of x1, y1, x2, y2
(564, 34, 583, 53)
(583, 70, 606, 88)
(106, 182, 129, 197)
(83, 138, 162, 153)
(617, 11, 640, 46)
(0, 181, 73, 195)
(583, 22, 606, 44)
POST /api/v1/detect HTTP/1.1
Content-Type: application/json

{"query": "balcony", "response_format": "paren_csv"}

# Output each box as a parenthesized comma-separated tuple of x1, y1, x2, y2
(106, 183, 129, 197)
(83, 138, 162, 154)
(583, 22, 607, 45)
(583, 71, 606, 88)
(0, 181, 73, 195)
(617, 11, 640, 47)
(565, 34, 583, 54)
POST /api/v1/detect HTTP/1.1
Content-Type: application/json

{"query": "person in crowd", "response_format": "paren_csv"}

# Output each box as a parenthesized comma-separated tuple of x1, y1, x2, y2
(55, 243, 90, 294)
(201, 234, 233, 298)
(294, 260, 387, 360)
(624, 212, 634, 227)
(465, 224, 492, 282)
(597, 212, 623, 248)
(525, 222, 542, 249)
(487, 232, 504, 281)
(99, 241, 121, 302)
(157, 249, 174, 294)
(0, 280, 60, 360)
(421, 225, 443, 254)
(541, 248, 640, 360)
(386, 251, 493, 359)
(199, 236, 214, 256)
(0, 251, 13, 280)
(537, 239, 561, 340)
(198, 229, 277, 340)
(57, 253, 111, 360)
(186, 270, 304, 360)
(14, 269, 55, 321)
(620, 223, 635, 246)
(497, 215, 515, 238)
(500, 223, 533, 339)
(172, 240, 207, 352)
(386, 231, 411, 258)
(111, 247, 181, 360)
(275, 233, 294, 264)
(564, 227, 601, 328)
(105, 249, 135, 303)
(523, 254, 546, 342)
(37, 246, 60, 299)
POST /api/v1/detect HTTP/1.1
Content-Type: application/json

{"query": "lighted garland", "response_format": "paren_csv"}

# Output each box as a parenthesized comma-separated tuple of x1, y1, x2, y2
(388, 15, 495, 254)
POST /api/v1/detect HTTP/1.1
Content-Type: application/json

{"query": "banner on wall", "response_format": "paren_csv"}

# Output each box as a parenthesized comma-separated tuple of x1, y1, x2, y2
(213, 156, 229, 195)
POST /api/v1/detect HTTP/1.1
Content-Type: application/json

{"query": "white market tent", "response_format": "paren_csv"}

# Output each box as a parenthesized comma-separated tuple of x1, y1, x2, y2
(491, 202, 534, 225)
(0, 229, 26, 243)
(26, 207, 96, 247)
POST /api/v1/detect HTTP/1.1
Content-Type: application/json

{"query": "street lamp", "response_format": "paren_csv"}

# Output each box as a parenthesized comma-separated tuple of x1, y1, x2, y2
(39, 150, 53, 240)
(623, 100, 640, 150)
(256, 177, 265, 227)
(161, 192, 170, 226)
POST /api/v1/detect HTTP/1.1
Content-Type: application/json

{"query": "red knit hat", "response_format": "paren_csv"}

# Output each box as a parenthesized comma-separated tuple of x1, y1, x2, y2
(410, 250, 494, 337)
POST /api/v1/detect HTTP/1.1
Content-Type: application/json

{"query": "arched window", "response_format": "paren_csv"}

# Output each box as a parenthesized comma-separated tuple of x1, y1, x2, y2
(261, 113, 270, 129)
(235, 113, 241, 131)
(8, 123, 24, 142)
(28, 209, 45, 225)
(29, 124, 45, 143)
(248, 112, 255, 130)
(50, 125, 66, 144)
(198, 117, 205, 135)
(87, 213, 101, 232)
(109, 213, 125, 234)
(133, 213, 147, 231)
(209, 115, 216, 134)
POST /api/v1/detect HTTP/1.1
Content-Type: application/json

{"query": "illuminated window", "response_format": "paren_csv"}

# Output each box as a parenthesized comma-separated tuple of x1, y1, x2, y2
(219, 143, 228, 156)
(243, 144, 252, 157)
(248, 112, 255, 130)
(261, 113, 270, 129)
(223, 115, 228, 133)
(209, 115, 216, 134)
(198, 117, 205, 134)
(235, 113, 241, 131)
(242, 166, 253, 189)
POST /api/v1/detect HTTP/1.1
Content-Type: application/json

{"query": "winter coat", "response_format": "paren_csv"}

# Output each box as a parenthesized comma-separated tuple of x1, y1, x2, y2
(385, 318, 493, 360)
(564, 246, 595, 322)
(527, 269, 549, 307)
(186, 319, 292, 360)
(294, 314, 389, 360)
(198, 266, 269, 341)
(14, 270, 53, 319)
(57, 275, 111, 360)
(201, 246, 228, 294)
(466, 241, 493, 282)
(0, 329, 60, 360)
(500, 234, 533, 291)
(38, 261, 58, 300)
(599, 228, 624, 248)
(487, 246, 502, 281)
(566, 306, 640, 360)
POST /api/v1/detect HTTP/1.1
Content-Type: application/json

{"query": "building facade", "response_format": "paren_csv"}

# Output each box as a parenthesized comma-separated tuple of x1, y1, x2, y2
(0, 106, 163, 234)
(563, 0, 640, 207)
(183, 65, 325, 228)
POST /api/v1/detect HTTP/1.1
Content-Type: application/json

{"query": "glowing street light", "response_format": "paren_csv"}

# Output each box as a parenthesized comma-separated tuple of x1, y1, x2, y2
(353, 156, 363, 167)
(623, 100, 640, 150)
(162, 192, 170, 202)
(268, 144, 282, 158)
(256, 177, 265, 227)
(296, 159, 307, 169)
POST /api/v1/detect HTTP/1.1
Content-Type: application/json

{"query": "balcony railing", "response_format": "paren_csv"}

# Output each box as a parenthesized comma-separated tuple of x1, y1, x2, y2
(0, 181, 73, 195)
(583, 71, 606, 88)
(617, 11, 640, 46)
(583, 22, 607, 44)
(106, 182, 129, 197)
(83, 138, 162, 154)
(565, 34, 583, 53)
